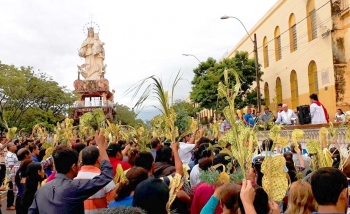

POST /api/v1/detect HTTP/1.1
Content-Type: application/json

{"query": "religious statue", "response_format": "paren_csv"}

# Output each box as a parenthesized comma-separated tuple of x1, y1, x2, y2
(78, 27, 107, 80)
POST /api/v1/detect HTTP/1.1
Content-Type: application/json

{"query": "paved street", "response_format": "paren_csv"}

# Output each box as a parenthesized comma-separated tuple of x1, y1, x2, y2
(1, 204, 14, 214)
(1, 193, 14, 214)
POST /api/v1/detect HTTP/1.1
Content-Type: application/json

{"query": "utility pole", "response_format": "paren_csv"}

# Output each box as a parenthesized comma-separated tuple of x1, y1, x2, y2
(220, 16, 262, 112)
(254, 33, 261, 113)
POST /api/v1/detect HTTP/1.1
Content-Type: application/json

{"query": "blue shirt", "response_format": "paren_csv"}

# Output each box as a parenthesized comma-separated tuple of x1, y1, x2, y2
(28, 160, 113, 214)
(108, 195, 133, 207)
(200, 196, 219, 214)
(31, 155, 39, 163)
(244, 113, 252, 122)
(244, 114, 254, 126)
(151, 149, 157, 159)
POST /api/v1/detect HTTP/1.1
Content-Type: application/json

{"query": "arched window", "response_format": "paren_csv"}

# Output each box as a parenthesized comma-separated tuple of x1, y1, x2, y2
(263, 37, 269, 68)
(289, 13, 297, 52)
(274, 26, 282, 61)
(276, 77, 283, 104)
(264, 82, 270, 107)
(308, 60, 318, 94)
(290, 70, 299, 109)
(307, 0, 317, 41)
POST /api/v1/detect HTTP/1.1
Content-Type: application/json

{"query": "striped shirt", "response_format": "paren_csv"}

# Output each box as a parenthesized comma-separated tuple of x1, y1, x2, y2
(74, 165, 116, 214)
(5, 151, 18, 168)
(11, 161, 21, 194)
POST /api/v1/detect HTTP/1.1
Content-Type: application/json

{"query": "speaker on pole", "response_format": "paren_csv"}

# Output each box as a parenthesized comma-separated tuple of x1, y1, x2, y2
(297, 105, 311, 125)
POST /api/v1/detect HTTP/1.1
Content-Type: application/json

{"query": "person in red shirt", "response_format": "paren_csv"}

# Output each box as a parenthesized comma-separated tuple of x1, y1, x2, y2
(107, 144, 132, 176)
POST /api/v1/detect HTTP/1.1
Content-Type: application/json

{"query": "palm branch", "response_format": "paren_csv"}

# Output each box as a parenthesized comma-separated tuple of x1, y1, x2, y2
(125, 72, 182, 142)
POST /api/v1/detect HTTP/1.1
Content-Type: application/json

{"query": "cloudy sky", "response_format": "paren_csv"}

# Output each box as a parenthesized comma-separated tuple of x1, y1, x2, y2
(0, 0, 276, 120)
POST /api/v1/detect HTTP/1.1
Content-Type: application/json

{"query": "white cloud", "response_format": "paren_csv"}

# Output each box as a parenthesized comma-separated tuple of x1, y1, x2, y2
(0, 0, 276, 120)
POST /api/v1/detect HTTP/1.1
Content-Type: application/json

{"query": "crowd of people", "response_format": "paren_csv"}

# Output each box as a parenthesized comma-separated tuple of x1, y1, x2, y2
(237, 94, 344, 127)
(0, 123, 348, 214)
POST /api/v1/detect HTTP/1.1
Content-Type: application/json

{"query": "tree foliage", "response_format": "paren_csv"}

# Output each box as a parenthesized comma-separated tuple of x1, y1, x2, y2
(173, 99, 195, 117)
(115, 103, 143, 127)
(190, 51, 262, 112)
(245, 89, 265, 108)
(172, 99, 194, 135)
(0, 61, 77, 132)
(174, 107, 191, 135)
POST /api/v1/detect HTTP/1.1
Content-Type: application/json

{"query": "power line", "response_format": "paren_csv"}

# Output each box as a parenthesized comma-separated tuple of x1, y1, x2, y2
(242, 10, 332, 59)
(261, 16, 332, 61)
(256, 0, 330, 50)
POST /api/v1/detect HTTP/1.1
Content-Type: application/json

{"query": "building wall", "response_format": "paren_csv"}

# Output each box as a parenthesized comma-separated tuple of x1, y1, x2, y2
(332, 0, 350, 113)
(226, 0, 336, 115)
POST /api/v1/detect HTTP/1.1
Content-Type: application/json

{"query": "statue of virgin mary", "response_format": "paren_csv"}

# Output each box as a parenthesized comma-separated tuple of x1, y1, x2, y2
(78, 27, 106, 80)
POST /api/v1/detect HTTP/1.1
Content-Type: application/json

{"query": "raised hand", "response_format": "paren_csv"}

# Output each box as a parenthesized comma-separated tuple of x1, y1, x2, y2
(95, 129, 107, 149)
(240, 179, 256, 205)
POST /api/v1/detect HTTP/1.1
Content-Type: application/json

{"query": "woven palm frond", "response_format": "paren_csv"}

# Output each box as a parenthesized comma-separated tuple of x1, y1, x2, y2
(268, 125, 281, 142)
(346, 123, 350, 140)
(216, 69, 259, 178)
(276, 136, 290, 148)
(306, 140, 320, 154)
(291, 129, 304, 152)
(167, 173, 183, 214)
(306, 140, 333, 169)
(261, 155, 288, 201)
(319, 127, 329, 147)
(218, 82, 228, 98)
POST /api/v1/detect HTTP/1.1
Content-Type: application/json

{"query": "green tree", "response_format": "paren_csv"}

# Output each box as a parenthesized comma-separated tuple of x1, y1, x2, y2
(0, 61, 76, 131)
(190, 51, 262, 112)
(174, 107, 191, 135)
(115, 103, 143, 127)
(173, 99, 196, 117)
(245, 89, 265, 108)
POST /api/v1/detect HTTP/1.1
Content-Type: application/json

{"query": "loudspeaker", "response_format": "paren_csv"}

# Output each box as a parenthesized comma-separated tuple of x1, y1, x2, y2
(297, 105, 311, 125)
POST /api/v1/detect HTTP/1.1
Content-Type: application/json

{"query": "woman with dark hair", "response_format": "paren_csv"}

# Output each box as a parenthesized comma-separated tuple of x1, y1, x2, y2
(133, 178, 169, 214)
(190, 144, 214, 186)
(154, 146, 176, 177)
(15, 159, 33, 214)
(334, 108, 345, 122)
(37, 148, 46, 162)
(283, 151, 305, 183)
(238, 184, 270, 214)
(23, 162, 46, 213)
(127, 147, 139, 166)
(109, 167, 148, 207)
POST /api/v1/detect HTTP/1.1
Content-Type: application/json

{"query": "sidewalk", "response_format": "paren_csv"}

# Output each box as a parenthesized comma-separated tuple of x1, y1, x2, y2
(1, 191, 14, 214)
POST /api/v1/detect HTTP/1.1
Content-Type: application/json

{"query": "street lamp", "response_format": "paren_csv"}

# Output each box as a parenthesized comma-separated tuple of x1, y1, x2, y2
(182, 54, 201, 63)
(221, 15, 261, 113)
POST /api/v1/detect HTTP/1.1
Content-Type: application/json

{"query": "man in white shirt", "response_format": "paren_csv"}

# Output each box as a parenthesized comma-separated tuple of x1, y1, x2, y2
(178, 129, 204, 165)
(5, 142, 18, 210)
(178, 134, 196, 165)
(275, 103, 283, 120)
(275, 104, 298, 125)
(309, 93, 328, 124)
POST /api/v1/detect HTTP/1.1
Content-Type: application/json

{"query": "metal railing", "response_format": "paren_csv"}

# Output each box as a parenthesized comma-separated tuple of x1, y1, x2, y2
(74, 100, 114, 108)
(257, 127, 350, 145)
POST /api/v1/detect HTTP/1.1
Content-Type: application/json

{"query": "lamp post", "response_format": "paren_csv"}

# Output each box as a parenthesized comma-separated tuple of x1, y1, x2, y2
(182, 54, 201, 63)
(221, 15, 261, 113)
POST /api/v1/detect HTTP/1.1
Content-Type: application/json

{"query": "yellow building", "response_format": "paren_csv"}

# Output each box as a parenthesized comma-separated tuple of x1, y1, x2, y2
(226, 0, 350, 117)
(185, 95, 216, 123)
